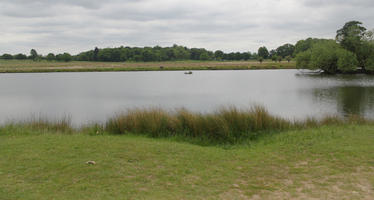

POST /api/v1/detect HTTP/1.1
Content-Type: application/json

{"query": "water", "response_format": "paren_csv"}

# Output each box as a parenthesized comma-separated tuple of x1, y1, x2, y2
(0, 69, 373, 124)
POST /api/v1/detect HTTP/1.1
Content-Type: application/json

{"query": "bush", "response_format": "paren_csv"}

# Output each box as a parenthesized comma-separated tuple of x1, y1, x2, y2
(296, 50, 312, 69)
(1, 54, 13, 60)
(336, 49, 359, 73)
(365, 56, 374, 72)
(310, 41, 340, 74)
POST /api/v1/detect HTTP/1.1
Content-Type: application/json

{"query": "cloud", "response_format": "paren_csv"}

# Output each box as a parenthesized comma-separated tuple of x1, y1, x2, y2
(0, 0, 374, 55)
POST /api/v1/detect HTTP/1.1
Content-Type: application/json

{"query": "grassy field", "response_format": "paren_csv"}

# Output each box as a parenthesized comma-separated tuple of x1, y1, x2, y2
(0, 125, 373, 199)
(0, 59, 295, 73)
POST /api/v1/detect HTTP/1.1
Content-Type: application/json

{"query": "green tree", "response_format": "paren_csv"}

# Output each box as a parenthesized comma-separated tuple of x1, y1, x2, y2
(294, 38, 329, 56)
(336, 49, 358, 73)
(1, 54, 13, 60)
(93, 47, 99, 61)
(277, 56, 282, 63)
(295, 50, 312, 69)
(242, 52, 251, 60)
(285, 56, 292, 63)
(257, 47, 269, 59)
(258, 57, 264, 63)
(14, 53, 27, 60)
(30, 49, 38, 61)
(336, 21, 366, 53)
(199, 52, 210, 60)
(46, 53, 55, 61)
(62, 53, 72, 62)
(310, 41, 340, 74)
(276, 43, 295, 58)
(214, 50, 224, 60)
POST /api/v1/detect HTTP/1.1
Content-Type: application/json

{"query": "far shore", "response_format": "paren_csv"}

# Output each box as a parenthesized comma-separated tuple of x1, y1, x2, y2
(0, 60, 295, 73)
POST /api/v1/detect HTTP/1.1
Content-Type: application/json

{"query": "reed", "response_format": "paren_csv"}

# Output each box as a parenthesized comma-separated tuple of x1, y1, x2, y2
(4, 115, 73, 133)
(1, 106, 372, 143)
(106, 106, 295, 143)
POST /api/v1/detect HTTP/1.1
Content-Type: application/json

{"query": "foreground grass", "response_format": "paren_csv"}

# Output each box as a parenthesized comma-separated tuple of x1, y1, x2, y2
(0, 59, 295, 73)
(0, 125, 373, 199)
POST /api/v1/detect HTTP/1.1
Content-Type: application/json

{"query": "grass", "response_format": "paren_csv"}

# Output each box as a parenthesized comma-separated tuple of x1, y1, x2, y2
(0, 125, 373, 199)
(0, 59, 296, 73)
(1, 106, 373, 199)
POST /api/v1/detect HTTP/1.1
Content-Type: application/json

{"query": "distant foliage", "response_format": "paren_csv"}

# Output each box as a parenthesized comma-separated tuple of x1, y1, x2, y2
(296, 21, 374, 74)
(73, 45, 258, 62)
(257, 46, 269, 59)
(1, 54, 13, 60)
(297, 40, 359, 73)
(294, 38, 329, 56)
(14, 54, 27, 60)
(276, 43, 295, 58)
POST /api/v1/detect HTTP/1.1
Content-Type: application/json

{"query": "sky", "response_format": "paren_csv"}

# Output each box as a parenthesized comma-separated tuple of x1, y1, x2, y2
(1, 0, 374, 55)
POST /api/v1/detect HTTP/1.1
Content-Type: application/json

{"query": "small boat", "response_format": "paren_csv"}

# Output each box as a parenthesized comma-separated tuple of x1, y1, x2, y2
(184, 71, 193, 75)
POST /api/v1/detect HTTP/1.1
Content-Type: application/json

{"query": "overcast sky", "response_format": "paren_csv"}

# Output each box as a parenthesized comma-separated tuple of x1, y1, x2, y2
(1, 0, 374, 55)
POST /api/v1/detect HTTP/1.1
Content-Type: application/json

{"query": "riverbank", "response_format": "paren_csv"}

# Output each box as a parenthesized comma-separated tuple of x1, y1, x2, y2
(1, 124, 373, 199)
(0, 60, 295, 73)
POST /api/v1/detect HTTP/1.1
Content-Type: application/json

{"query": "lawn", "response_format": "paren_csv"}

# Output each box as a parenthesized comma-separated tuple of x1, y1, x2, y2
(0, 59, 295, 73)
(0, 125, 373, 199)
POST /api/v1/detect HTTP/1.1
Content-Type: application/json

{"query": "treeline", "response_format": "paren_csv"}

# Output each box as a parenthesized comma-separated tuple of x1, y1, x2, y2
(0, 50, 74, 62)
(5, 21, 372, 67)
(1, 44, 298, 63)
(295, 21, 374, 74)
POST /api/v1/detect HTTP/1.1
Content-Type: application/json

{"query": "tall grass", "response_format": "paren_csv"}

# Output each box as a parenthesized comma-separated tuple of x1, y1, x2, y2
(105, 106, 313, 143)
(2, 115, 73, 134)
(1, 106, 372, 143)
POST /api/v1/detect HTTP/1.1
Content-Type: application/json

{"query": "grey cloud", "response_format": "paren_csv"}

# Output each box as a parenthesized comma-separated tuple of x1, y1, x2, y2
(0, 0, 374, 55)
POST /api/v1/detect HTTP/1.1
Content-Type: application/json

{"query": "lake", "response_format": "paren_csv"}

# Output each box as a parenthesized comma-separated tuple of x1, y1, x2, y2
(0, 69, 373, 125)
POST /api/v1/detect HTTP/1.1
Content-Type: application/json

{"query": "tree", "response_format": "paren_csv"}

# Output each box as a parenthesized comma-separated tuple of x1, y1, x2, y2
(258, 57, 264, 63)
(271, 55, 277, 62)
(276, 43, 295, 58)
(1, 54, 13, 60)
(285, 56, 292, 63)
(336, 21, 366, 53)
(56, 53, 72, 62)
(296, 50, 312, 69)
(14, 53, 27, 60)
(296, 40, 359, 73)
(46, 53, 55, 61)
(294, 38, 329, 56)
(62, 53, 72, 62)
(336, 49, 358, 73)
(93, 47, 99, 61)
(310, 41, 340, 74)
(30, 49, 38, 61)
(277, 56, 282, 63)
(242, 52, 251, 60)
(336, 21, 374, 71)
(214, 50, 224, 60)
(199, 52, 211, 60)
(257, 47, 269, 59)
(269, 49, 276, 57)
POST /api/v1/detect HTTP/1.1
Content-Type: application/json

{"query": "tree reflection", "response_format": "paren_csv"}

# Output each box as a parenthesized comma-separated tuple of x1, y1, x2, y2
(313, 86, 374, 117)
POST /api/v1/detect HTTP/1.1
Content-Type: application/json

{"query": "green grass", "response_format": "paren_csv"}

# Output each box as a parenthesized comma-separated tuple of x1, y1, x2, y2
(0, 125, 373, 199)
(0, 59, 296, 73)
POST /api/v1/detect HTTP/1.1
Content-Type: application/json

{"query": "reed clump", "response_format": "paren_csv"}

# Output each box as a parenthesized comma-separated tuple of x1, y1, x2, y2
(5, 115, 74, 133)
(1, 106, 372, 143)
(105, 106, 292, 143)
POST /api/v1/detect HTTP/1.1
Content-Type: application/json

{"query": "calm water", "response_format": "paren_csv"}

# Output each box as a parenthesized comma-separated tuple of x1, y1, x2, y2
(0, 69, 373, 124)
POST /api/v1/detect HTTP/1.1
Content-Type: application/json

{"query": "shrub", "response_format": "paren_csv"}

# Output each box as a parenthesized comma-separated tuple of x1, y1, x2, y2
(336, 49, 359, 73)
(296, 50, 312, 69)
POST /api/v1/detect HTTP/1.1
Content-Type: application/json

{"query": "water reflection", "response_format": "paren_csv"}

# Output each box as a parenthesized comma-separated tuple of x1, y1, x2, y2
(313, 86, 374, 117)
(0, 70, 373, 124)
